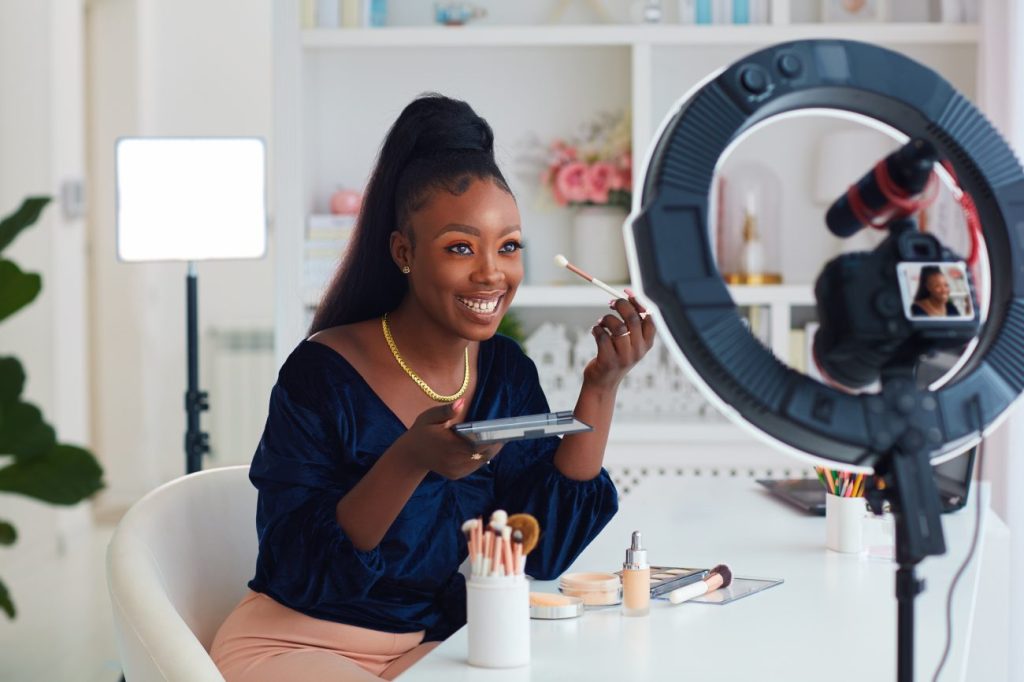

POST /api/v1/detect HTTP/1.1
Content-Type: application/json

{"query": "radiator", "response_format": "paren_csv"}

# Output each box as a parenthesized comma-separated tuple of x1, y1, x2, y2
(206, 327, 277, 467)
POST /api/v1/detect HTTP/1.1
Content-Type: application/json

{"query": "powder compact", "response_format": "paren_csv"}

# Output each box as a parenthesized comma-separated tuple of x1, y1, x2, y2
(557, 572, 622, 606)
(529, 592, 585, 619)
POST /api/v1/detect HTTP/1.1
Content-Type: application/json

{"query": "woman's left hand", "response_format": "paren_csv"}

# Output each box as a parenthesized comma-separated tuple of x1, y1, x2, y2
(583, 291, 656, 391)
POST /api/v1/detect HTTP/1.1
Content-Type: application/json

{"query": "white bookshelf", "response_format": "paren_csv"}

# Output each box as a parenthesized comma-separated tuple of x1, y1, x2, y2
(301, 23, 979, 48)
(272, 1, 982, 457)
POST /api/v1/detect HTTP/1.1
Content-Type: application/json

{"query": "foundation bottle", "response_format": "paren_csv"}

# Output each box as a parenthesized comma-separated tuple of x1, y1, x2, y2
(621, 530, 650, 617)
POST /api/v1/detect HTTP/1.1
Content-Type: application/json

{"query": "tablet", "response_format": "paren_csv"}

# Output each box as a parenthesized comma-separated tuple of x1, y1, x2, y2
(452, 411, 592, 445)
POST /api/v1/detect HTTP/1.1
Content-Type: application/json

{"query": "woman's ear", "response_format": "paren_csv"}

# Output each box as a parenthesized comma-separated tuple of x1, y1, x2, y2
(389, 230, 413, 273)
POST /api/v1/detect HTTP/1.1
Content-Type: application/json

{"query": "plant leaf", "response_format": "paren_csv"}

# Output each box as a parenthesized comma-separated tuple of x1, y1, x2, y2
(0, 197, 50, 254)
(0, 520, 15, 545)
(0, 576, 14, 619)
(0, 259, 41, 324)
(0, 401, 56, 460)
(0, 357, 25, 405)
(0, 444, 103, 504)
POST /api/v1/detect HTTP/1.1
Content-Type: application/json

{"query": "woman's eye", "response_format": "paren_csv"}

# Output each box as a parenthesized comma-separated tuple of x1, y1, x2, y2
(447, 244, 473, 255)
(499, 240, 524, 254)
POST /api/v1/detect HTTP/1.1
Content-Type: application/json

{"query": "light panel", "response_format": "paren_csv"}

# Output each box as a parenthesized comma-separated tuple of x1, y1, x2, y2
(116, 138, 267, 262)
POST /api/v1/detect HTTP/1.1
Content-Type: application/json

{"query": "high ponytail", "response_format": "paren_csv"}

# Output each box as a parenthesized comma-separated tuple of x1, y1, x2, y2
(309, 93, 512, 334)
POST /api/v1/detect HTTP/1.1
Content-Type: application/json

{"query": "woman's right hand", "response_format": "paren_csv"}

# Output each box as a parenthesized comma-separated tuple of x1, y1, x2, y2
(397, 398, 502, 480)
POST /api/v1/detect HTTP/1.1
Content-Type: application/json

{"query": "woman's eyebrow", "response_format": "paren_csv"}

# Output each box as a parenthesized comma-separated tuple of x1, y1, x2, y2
(435, 223, 521, 238)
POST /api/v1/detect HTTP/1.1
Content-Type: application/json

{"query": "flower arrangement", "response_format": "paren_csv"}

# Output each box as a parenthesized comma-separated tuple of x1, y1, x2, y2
(540, 111, 632, 211)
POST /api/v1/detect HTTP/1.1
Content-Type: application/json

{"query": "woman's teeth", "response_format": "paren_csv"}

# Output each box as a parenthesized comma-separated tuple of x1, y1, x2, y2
(458, 297, 500, 314)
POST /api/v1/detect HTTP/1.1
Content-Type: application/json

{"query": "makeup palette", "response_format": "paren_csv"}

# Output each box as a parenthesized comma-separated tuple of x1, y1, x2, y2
(613, 566, 708, 597)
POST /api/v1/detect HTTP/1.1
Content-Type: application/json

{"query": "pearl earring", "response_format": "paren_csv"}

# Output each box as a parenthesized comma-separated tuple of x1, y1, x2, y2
(401, 265, 411, 274)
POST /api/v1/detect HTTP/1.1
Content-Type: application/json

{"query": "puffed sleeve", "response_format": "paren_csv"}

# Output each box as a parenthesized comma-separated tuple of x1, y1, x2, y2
(248, 365, 386, 608)
(491, 343, 618, 581)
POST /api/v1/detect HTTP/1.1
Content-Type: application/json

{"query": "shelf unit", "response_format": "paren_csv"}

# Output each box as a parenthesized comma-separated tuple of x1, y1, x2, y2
(301, 23, 979, 48)
(272, 2, 982, 459)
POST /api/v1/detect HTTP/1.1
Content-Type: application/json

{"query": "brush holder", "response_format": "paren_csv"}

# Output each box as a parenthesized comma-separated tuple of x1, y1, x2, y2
(825, 493, 866, 553)
(466, 576, 530, 668)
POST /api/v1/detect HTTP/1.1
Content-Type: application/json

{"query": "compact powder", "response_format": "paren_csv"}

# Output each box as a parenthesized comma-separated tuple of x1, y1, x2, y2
(558, 572, 622, 606)
(529, 592, 585, 619)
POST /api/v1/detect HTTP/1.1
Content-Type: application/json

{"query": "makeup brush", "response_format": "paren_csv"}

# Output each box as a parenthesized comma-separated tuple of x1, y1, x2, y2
(555, 254, 649, 320)
(666, 564, 733, 605)
(555, 254, 628, 300)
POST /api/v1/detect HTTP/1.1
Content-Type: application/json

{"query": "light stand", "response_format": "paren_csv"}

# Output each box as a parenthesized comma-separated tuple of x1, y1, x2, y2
(115, 137, 267, 475)
(184, 262, 210, 474)
(869, 368, 951, 682)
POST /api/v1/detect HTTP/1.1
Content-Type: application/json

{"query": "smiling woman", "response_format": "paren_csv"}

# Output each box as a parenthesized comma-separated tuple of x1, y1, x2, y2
(208, 94, 654, 682)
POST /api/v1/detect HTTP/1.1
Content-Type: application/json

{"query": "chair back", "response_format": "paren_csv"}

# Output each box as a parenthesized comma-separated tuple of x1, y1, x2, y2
(107, 465, 257, 681)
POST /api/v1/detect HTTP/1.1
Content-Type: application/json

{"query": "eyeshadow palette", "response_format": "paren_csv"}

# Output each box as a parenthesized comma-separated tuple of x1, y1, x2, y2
(613, 566, 708, 597)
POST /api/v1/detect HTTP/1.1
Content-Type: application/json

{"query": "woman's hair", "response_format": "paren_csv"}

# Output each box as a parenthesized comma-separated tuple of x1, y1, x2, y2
(309, 93, 513, 334)
(914, 265, 944, 302)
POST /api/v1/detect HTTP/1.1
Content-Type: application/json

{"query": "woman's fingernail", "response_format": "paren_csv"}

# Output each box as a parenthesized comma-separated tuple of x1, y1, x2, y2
(624, 287, 635, 296)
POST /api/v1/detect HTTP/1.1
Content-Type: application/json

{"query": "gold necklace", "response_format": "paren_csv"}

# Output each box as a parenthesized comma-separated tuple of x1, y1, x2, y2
(381, 313, 470, 403)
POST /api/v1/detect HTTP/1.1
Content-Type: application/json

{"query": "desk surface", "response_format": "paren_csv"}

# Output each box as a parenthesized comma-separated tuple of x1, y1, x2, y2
(400, 477, 1006, 682)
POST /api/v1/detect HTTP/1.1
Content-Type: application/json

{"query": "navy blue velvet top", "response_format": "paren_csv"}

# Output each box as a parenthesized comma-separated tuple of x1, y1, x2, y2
(247, 334, 618, 641)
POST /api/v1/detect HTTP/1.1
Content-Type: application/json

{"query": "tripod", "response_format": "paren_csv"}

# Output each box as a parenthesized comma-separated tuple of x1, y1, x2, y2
(866, 368, 950, 682)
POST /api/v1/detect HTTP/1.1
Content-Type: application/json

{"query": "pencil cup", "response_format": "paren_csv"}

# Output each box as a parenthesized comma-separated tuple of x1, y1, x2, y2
(825, 493, 866, 553)
(466, 576, 530, 668)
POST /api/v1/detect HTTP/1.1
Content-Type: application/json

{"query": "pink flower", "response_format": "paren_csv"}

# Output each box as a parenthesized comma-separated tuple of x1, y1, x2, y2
(555, 161, 589, 205)
(586, 162, 617, 204)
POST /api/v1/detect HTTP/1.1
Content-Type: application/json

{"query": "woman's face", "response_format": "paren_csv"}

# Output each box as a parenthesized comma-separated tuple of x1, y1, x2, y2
(396, 178, 524, 341)
(926, 272, 950, 304)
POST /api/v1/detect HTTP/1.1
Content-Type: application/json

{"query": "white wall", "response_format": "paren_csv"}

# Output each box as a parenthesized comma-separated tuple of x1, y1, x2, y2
(87, 0, 273, 509)
(0, 0, 91, 563)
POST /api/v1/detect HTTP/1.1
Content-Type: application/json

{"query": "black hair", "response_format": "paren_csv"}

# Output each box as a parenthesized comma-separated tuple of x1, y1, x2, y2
(309, 93, 513, 334)
(914, 265, 945, 302)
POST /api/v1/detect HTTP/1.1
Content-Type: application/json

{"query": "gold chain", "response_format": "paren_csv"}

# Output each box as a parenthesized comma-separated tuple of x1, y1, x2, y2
(381, 313, 469, 403)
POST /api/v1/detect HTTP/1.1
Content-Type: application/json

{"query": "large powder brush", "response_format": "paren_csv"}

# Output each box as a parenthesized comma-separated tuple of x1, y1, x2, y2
(666, 564, 733, 605)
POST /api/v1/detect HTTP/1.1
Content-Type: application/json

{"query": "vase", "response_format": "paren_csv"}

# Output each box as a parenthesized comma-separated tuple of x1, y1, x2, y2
(571, 205, 629, 285)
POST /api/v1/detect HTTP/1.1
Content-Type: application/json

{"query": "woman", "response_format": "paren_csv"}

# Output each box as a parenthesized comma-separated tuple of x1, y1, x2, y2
(911, 265, 959, 317)
(209, 94, 655, 681)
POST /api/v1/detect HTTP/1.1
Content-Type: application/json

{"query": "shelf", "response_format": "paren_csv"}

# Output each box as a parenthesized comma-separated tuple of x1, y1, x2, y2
(510, 284, 814, 308)
(302, 23, 979, 49)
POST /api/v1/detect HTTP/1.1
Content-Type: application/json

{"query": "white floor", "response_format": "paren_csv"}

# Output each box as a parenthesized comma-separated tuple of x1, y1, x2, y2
(0, 523, 122, 682)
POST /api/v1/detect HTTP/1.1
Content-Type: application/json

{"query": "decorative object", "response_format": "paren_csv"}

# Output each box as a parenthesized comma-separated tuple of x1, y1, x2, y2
(571, 205, 629, 284)
(329, 187, 362, 215)
(525, 323, 720, 421)
(717, 162, 782, 284)
(821, 0, 886, 22)
(540, 111, 632, 284)
(435, 2, 487, 26)
(116, 137, 268, 475)
(0, 197, 105, 619)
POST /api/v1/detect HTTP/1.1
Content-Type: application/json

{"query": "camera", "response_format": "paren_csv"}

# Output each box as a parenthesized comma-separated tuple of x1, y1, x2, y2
(812, 139, 980, 389)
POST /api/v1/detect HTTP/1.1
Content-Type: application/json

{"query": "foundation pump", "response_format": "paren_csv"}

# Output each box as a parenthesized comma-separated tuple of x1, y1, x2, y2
(621, 531, 650, 617)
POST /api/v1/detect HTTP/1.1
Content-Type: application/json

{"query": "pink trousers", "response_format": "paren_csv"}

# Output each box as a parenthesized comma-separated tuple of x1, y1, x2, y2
(210, 591, 439, 681)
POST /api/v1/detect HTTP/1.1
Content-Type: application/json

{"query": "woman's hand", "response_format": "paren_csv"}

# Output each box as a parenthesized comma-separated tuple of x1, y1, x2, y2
(583, 291, 656, 391)
(396, 398, 502, 480)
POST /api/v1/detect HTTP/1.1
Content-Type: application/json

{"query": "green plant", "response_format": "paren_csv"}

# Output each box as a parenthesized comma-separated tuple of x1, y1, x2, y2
(0, 197, 104, 619)
(497, 310, 525, 347)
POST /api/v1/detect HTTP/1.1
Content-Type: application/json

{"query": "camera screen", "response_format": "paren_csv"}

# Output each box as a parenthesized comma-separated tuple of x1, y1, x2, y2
(897, 262, 973, 320)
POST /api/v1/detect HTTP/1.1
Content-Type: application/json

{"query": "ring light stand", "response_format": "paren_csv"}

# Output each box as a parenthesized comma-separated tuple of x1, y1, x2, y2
(626, 40, 1024, 682)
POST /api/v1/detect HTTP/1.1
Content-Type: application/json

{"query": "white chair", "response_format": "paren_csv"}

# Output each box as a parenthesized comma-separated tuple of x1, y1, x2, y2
(107, 465, 257, 681)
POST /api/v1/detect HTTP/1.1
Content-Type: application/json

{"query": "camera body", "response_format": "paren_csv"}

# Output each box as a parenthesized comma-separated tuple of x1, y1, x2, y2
(813, 220, 980, 389)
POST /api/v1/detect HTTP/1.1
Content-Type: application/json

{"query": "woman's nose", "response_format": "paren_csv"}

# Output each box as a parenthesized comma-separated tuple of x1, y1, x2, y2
(472, 254, 503, 283)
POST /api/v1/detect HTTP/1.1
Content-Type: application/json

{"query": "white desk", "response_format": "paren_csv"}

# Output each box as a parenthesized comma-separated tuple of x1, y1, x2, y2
(401, 477, 1009, 682)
